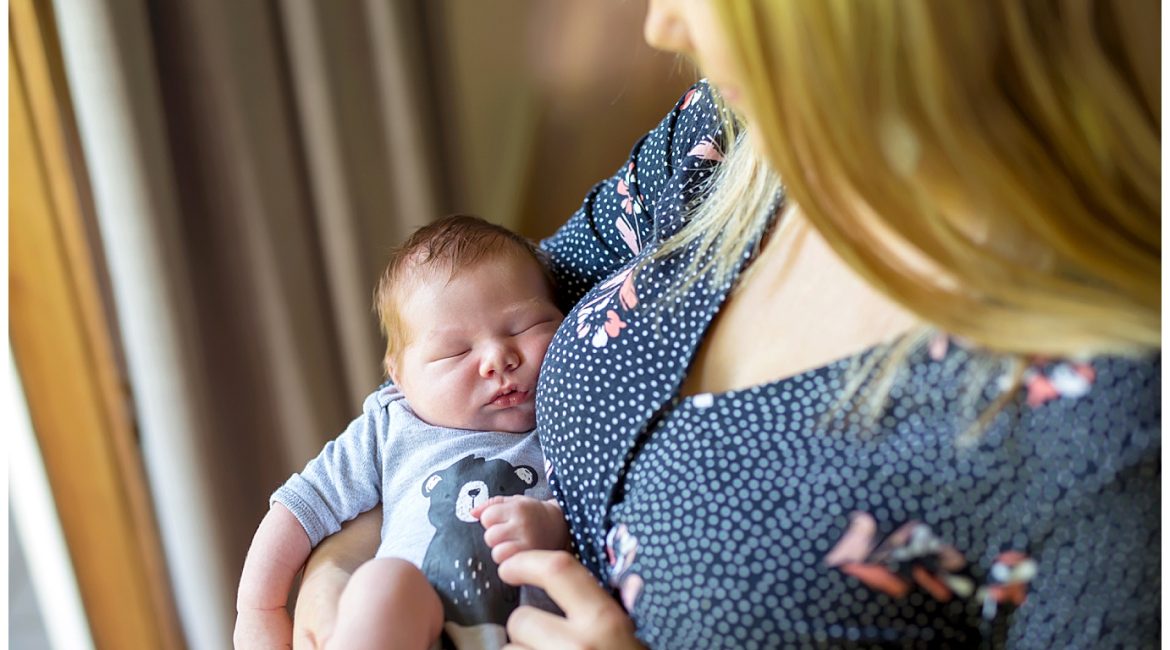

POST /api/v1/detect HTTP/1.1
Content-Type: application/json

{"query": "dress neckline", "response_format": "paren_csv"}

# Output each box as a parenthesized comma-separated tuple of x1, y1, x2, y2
(677, 341, 886, 409)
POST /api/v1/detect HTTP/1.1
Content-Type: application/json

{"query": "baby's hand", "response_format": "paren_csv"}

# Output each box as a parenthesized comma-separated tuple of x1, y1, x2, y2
(471, 496, 569, 564)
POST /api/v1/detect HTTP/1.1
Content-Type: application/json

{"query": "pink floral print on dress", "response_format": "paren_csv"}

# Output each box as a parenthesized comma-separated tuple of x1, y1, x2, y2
(576, 268, 639, 348)
(615, 163, 645, 254)
(606, 524, 644, 611)
(825, 512, 967, 601)
(1022, 360, 1095, 408)
(825, 512, 1036, 620)
(932, 334, 1096, 409)
(687, 135, 724, 163)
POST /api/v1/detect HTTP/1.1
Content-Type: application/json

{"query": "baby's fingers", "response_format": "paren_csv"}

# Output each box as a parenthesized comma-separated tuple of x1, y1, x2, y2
(483, 522, 516, 548)
(471, 496, 514, 524)
(491, 541, 522, 565)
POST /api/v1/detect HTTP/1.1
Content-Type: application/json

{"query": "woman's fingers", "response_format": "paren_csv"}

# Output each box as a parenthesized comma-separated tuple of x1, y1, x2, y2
(500, 551, 643, 649)
(498, 551, 617, 623)
(505, 605, 582, 649)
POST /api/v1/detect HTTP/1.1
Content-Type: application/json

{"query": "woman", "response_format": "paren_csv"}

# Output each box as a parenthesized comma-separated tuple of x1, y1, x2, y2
(292, 1, 1160, 647)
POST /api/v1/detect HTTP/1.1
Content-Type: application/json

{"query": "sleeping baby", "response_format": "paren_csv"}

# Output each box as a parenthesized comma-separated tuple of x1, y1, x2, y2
(235, 215, 570, 650)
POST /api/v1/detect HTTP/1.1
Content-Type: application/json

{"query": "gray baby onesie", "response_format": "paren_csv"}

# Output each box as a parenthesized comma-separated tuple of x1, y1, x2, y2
(272, 384, 550, 648)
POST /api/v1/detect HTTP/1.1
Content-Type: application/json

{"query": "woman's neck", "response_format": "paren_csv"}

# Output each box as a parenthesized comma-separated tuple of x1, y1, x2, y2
(680, 210, 920, 396)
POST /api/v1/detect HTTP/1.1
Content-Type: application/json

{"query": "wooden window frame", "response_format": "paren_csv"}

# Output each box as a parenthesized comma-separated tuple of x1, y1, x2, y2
(10, 0, 184, 647)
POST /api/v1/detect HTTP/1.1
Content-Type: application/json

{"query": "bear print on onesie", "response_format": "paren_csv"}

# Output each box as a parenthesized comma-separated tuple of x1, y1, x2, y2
(421, 455, 537, 646)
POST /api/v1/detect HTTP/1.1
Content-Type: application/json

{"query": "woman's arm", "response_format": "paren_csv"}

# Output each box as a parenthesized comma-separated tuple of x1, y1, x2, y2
(235, 504, 312, 648)
(540, 80, 723, 310)
(291, 508, 383, 650)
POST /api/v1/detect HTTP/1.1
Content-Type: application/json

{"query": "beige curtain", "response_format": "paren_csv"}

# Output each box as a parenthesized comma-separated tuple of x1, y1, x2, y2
(146, 2, 445, 641)
(54, 0, 689, 645)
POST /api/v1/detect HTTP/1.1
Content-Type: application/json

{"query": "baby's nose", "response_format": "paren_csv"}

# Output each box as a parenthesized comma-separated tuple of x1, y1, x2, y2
(480, 345, 520, 377)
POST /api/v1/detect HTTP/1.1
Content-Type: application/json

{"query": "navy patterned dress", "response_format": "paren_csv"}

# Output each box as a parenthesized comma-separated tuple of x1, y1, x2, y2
(536, 81, 1160, 648)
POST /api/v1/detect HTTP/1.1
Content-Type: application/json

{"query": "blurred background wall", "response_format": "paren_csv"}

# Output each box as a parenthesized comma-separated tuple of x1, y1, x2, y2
(12, 0, 694, 647)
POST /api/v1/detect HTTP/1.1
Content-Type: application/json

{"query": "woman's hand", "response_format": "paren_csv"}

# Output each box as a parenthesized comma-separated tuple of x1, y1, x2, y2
(498, 550, 644, 650)
(472, 496, 570, 564)
(291, 509, 382, 649)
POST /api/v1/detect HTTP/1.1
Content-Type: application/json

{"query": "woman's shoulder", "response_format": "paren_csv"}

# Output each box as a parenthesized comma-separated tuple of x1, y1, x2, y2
(1014, 352, 1160, 456)
(925, 336, 1159, 432)
(656, 78, 729, 170)
(1018, 352, 1158, 412)
(935, 347, 1162, 493)
(624, 79, 729, 194)
(537, 78, 735, 307)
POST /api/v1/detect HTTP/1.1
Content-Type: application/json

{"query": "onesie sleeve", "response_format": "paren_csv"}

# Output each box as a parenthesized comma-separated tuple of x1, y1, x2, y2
(540, 80, 726, 310)
(270, 390, 386, 547)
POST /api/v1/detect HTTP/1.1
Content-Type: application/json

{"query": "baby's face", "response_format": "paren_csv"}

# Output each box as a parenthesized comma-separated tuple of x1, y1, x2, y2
(390, 253, 562, 433)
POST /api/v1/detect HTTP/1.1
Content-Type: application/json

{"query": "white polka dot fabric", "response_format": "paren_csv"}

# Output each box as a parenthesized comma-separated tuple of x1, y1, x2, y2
(536, 81, 1160, 648)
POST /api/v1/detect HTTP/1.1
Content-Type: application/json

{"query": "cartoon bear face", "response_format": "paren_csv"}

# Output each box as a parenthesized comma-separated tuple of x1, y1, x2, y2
(419, 454, 540, 627)
(422, 455, 537, 525)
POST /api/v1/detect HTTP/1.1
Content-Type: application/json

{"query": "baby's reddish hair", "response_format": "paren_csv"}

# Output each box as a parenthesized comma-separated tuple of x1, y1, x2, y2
(374, 214, 553, 376)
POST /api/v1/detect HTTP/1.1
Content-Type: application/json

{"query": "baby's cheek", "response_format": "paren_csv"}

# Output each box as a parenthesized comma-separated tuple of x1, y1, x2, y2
(524, 329, 554, 355)
(442, 364, 478, 393)
(527, 333, 556, 366)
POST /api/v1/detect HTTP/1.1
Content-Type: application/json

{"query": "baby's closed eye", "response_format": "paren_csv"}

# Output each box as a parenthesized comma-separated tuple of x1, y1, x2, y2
(511, 318, 557, 336)
(431, 349, 470, 362)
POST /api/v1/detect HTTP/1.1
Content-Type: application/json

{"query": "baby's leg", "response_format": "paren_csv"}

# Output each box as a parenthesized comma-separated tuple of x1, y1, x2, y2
(327, 558, 443, 650)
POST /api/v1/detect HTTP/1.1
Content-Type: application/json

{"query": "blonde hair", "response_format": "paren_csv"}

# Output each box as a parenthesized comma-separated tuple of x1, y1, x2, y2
(660, 0, 1159, 360)
(374, 215, 553, 375)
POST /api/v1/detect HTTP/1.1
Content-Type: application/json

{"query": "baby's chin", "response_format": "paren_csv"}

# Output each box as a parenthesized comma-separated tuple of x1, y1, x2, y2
(483, 412, 536, 434)
(475, 406, 537, 434)
(431, 408, 534, 434)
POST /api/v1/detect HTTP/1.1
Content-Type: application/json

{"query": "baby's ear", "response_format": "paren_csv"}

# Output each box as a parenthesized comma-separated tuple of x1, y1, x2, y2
(385, 356, 401, 385)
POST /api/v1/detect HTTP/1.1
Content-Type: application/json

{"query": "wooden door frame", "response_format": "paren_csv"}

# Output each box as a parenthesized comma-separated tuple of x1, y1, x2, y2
(9, 0, 184, 647)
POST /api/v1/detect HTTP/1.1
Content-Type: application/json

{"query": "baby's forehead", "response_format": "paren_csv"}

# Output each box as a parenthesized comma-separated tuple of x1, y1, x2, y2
(397, 251, 550, 315)
(396, 258, 453, 292)
(397, 255, 491, 298)
(404, 247, 545, 290)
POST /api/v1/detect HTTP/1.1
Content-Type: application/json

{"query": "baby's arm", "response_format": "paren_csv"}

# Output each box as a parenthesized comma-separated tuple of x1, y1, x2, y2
(472, 496, 570, 564)
(234, 503, 312, 649)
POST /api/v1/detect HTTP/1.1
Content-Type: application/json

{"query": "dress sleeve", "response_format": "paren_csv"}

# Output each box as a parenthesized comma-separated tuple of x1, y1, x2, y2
(269, 391, 386, 547)
(1004, 436, 1160, 647)
(540, 80, 725, 310)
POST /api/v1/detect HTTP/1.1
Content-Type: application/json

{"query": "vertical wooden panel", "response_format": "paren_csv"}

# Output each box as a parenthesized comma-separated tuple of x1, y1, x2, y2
(9, 0, 184, 647)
